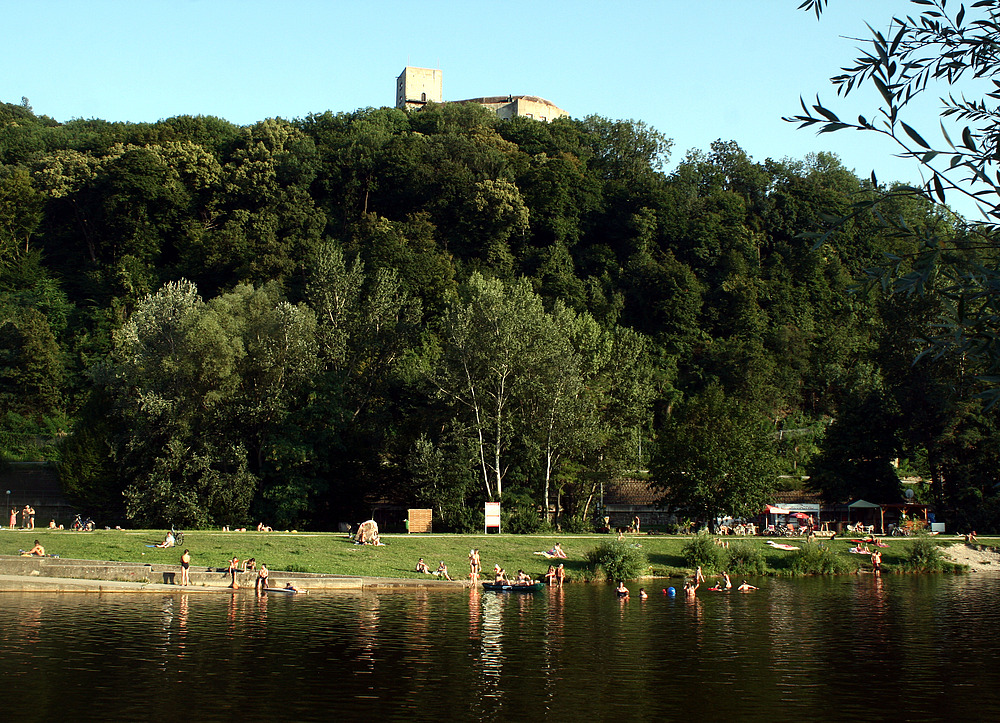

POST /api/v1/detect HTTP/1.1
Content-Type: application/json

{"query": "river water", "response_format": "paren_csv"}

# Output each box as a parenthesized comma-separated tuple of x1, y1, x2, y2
(1, 574, 996, 721)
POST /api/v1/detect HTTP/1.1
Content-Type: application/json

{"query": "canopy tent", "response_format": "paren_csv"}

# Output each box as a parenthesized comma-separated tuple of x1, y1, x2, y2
(848, 499, 881, 509)
(847, 499, 882, 533)
(764, 505, 790, 515)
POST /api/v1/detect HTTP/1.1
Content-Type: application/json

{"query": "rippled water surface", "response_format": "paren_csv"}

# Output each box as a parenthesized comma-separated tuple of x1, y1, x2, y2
(2, 574, 998, 721)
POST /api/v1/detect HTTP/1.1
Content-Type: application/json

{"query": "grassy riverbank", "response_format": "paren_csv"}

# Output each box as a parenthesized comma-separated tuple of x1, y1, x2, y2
(0, 528, 974, 580)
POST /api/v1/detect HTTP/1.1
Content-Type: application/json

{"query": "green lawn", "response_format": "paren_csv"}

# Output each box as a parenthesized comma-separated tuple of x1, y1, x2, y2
(0, 528, 974, 580)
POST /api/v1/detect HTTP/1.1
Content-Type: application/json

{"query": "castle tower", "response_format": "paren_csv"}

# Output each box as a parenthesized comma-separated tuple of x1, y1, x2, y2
(396, 67, 443, 110)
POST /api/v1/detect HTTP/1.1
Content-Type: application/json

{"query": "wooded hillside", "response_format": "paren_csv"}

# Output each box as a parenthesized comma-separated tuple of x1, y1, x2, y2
(2, 98, 996, 531)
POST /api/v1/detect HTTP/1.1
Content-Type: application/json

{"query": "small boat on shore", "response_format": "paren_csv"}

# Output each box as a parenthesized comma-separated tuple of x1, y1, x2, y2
(482, 581, 544, 593)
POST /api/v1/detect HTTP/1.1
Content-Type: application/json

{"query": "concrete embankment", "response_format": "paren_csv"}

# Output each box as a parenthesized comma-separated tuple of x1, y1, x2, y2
(0, 555, 465, 593)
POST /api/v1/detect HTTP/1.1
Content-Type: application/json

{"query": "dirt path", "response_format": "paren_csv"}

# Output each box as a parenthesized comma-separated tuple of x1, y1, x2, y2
(941, 542, 1000, 571)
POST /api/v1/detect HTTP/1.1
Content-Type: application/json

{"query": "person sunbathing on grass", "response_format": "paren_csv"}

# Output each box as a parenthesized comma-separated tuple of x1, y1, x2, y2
(534, 542, 567, 559)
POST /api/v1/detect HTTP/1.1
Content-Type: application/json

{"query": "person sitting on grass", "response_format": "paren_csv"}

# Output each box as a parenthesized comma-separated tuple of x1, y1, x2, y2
(434, 561, 452, 581)
(415, 558, 431, 574)
(155, 530, 175, 548)
(22, 540, 45, 557)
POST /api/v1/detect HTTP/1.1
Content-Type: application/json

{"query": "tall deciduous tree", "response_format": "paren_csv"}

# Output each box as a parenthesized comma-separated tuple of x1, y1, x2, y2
(433, 273, 555, 500)
(650, 384, 777, 523)
(104, 279, 318, 527)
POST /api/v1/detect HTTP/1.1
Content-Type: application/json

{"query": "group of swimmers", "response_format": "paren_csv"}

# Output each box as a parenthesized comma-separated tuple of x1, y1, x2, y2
(616, 581, 648, 599)
(619, 578, 757, 599)
(669, 571, 757, 599)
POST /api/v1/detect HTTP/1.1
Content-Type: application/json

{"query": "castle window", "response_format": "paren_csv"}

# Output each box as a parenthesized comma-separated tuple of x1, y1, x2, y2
(421, 92, 426, 102)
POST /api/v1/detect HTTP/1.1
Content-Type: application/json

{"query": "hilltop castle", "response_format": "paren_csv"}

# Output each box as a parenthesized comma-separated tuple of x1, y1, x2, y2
(395, 67, 569, 122)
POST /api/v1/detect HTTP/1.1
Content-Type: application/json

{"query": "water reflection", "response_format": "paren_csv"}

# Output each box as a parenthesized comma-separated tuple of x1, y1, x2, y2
(2, 576, 1000, 720)
(479, 591, 505, 700)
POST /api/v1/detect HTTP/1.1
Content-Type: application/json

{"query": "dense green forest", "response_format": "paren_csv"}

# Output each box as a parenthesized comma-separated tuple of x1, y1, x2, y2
(2, 97, 999, 531)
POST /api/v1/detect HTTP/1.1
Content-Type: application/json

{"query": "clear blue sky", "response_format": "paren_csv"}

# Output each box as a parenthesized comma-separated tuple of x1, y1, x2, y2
(4, 0, 962, 212)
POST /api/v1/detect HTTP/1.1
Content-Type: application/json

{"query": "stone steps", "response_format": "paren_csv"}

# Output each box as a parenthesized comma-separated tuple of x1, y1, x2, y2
(0, 555, 464, 591)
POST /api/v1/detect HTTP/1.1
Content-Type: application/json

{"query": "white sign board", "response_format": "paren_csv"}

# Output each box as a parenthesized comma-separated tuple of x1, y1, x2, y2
(485, 501, 501, 534)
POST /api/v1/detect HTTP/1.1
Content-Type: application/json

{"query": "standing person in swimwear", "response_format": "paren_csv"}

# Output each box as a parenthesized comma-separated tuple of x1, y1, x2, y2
(555, 563, 565, 586)
(871, 548, 882, 576)
(228, 556, 240, 589)
(180, 549, 191, 586)
(8, 508, 16, 529)
(544, 565, 557, 585)
(256, 563, 269, 593)
(469, 548, 481, 582)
